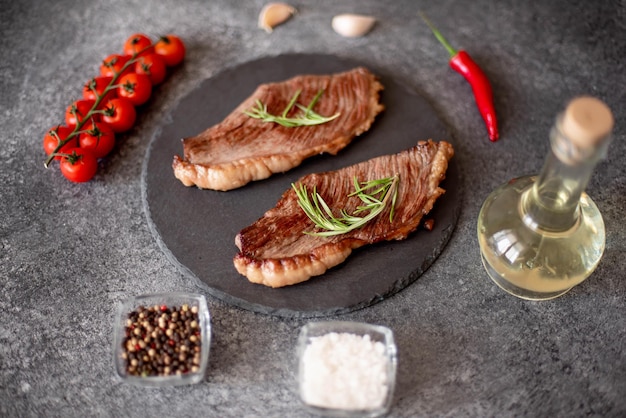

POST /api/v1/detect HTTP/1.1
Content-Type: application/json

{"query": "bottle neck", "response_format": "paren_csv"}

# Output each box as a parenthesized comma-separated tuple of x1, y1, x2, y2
(521, 121, 608, 232)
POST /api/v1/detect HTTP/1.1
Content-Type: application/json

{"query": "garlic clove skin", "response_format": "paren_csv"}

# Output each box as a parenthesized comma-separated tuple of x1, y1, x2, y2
(332, 14, 376, 38)
(258, 3, 297, 33)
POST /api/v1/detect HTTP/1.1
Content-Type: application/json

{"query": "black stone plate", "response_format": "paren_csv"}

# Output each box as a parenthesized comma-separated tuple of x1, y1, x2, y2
(141, 53, 461, 318)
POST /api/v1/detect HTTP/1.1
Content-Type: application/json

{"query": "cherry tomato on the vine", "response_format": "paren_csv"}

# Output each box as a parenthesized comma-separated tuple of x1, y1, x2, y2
(102, 97, 137, 133)
(60, 148, 98, 183)
(65, 99, 96, 127)
(82, 76, 116, 106)
(79, 121, 116, 158)
(43, 33, 187, 178)
(134, 53, 167, 85)
(43, 125, 77, 160)
(100, 54, 132, 78)
(117, 73, 152, 106)
(123, 33, 153, 57)
(154, 34, 185, 67)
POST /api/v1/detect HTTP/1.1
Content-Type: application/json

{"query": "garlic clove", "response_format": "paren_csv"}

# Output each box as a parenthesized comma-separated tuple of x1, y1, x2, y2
(331, 14, 376, 38)
(258, 3, 297, 33)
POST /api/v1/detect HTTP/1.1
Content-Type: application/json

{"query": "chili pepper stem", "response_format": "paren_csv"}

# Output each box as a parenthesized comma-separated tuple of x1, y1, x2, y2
(419, 12, 457, 58)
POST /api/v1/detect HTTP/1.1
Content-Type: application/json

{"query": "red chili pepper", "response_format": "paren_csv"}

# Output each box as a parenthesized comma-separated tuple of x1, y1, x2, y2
(420, 13, 499, 142)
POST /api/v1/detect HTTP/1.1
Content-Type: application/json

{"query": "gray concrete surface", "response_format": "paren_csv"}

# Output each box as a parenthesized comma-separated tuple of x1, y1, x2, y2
(1, 0, 624, 416)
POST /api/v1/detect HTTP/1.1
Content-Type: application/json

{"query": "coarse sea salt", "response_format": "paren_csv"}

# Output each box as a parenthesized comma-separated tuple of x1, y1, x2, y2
(300, 332, 389, 411)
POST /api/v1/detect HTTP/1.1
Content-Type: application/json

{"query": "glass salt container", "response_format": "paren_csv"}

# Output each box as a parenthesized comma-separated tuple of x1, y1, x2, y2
(477, 96, 614, 300)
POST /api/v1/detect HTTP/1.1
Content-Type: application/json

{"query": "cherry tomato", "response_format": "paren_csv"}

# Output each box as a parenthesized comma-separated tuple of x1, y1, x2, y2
(60, 148, 98, 183)
(123, 33, 153, 57)
(154, 34, 185, 67)
(100, 54, 132, 78)
(79, 121, 116, 158)
(117, 73, 152, 106)
(82, 76, 116, 106)
(43, 125, 78, 160)
(134, 53, 167, 85)
(65, 99, 96, 127)
(102, 97, 137, 133)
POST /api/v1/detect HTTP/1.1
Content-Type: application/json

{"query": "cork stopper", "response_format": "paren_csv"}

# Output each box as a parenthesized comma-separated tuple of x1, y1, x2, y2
(562, 96, 614, 148)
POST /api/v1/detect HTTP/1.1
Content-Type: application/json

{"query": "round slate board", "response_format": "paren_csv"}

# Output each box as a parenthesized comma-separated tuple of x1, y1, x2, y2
(141, 53, 461, 318)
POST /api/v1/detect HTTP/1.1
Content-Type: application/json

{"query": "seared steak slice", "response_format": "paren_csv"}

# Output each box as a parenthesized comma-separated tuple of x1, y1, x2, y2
(173, 67, 384, 190)
(234, 140, 454, 287)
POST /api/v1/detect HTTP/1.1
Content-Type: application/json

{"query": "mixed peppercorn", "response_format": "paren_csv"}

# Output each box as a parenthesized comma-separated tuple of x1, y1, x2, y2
(122, 304, 202, 377)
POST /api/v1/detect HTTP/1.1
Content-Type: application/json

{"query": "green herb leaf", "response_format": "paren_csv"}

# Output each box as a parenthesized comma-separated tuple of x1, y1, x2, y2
(293, 175, 400, 236)
(244, 89, 340, 127)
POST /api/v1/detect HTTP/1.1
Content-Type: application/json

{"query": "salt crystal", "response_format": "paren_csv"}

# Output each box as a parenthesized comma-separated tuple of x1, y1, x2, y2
(300, 332, 389, 410)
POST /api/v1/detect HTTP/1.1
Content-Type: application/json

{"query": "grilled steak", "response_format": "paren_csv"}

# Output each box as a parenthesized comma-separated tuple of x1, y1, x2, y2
(172, 67, 384, 190)
(234, 140, 454, 287)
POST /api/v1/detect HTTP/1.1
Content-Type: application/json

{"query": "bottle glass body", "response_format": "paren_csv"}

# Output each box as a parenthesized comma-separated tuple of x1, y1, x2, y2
(477, 120, 607, 300)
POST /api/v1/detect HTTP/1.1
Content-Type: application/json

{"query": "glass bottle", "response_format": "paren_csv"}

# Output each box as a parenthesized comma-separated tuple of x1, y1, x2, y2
(477, 96, 614, 300)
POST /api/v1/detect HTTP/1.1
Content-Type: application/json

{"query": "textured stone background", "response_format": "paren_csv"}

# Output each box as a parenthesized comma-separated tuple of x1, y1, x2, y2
(1, 0, 624, 417)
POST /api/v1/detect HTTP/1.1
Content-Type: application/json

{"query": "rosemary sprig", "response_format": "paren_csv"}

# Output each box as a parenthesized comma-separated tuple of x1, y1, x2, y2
(293, 175, 400, 237)
(244, 89, 340, 127)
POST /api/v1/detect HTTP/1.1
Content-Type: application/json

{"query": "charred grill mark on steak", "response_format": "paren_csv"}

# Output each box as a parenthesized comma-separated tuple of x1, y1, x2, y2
(172, 67, 385, 191)
(233, 140, 455, 288)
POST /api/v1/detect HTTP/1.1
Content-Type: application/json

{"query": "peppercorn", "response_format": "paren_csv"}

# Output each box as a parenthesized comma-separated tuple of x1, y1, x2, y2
(122, 303, 202, 377)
